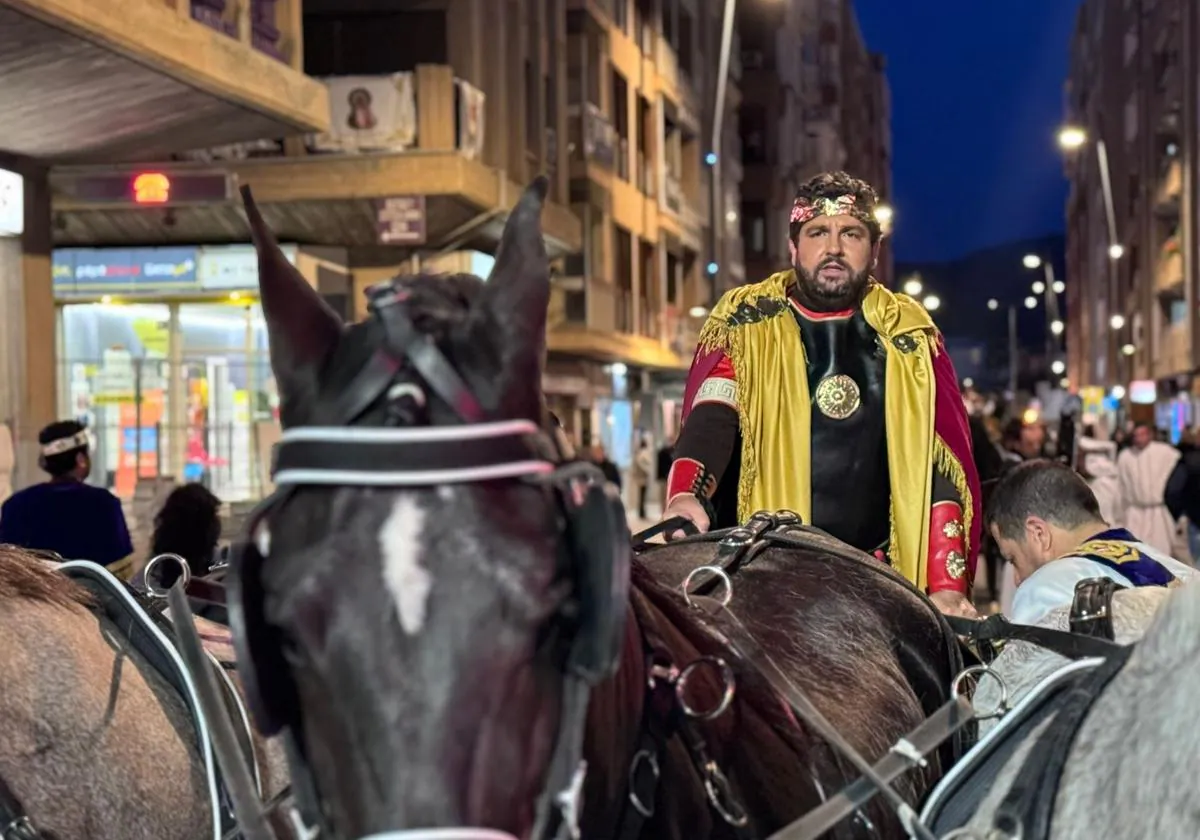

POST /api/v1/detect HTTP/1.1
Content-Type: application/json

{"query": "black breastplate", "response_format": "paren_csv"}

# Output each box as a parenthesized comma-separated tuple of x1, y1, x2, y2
(793, 303, 891, 552)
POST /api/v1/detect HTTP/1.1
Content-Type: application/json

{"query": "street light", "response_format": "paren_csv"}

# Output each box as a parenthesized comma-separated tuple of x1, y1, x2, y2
(1025, 296, 1038, 309)
(1108, 243, 1125, 260)
(1032, 280, 1046, 294)
(1051, 360, 1066, 375)
(902, 276, 923, 296)
(689, 305, 708, 318)
(1110, 314, 1126, 330)
(1057, 125, 1088, 150)
(922, 294, 941, 311)
(1052, 280, 1065, 294)
(1023, 254, 1043, 269)
(1121, 343, 1135, 356)
(874, 204, 894, 234)
(987, 298, 999, 311)
(1051, 319, 1064, 335)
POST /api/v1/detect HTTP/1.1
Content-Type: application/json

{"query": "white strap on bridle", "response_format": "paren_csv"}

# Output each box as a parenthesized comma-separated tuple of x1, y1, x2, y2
(360, 831, 519, 840)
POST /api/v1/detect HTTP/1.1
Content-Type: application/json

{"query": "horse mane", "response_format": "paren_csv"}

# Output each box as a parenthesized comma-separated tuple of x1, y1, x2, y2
(0, 545, 92, 610)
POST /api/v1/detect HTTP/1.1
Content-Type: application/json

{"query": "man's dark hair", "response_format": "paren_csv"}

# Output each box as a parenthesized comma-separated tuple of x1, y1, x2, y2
(38, 420, 88, 478)
(985, 459, 1103, 542)
(789, 171, 883, 243)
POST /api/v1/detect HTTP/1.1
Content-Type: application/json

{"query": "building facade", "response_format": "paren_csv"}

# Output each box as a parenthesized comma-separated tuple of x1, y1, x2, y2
(736, 0, 892, 289)
(0, 0, 327, 494)
(37, 0, 749, 497)
(1064, 0, 1200, 435)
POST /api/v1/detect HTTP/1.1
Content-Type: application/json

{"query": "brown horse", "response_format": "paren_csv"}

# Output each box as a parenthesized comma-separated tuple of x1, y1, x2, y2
(226, 175, 962, 840)
(0, 547, 290, 839)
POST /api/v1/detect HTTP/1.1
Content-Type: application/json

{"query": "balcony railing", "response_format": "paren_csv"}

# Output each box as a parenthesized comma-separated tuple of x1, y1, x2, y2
(179, 65, 484, 161)
(664, 172, 683, 213)
(189, 0, 289, 64)
(567, 102, 617, 168)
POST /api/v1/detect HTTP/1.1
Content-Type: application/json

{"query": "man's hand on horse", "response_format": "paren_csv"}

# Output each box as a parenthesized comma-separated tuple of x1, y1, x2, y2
(662, 494, 710, 540)
(929, 590, 978, 618)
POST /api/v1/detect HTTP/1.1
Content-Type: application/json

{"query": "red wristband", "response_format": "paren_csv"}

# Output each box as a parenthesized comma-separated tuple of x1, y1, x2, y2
(666, 457, 715, 504)
(927, 501, 970, 595)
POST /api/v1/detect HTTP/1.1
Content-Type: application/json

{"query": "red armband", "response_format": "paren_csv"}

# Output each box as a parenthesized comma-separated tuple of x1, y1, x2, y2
(926, 501, 970, 595)
(666, 457, 716, 505)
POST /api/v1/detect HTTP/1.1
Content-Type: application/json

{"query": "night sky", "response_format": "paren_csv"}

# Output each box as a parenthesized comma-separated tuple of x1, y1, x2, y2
(854, 0, 1081, 261)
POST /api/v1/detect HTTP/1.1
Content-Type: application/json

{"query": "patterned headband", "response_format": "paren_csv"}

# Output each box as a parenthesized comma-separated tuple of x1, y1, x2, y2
(789, 194, 874, 227)
(42, 431, 89, 457)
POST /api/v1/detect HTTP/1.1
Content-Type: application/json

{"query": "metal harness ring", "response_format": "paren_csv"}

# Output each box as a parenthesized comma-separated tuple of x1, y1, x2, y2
(675, 656, 736, 721)
(627, 749, 660, 818)
(143, 552, 192, 599)
(950, 664, 1011, 721)
(703, 760, 750, 827)
(682, 565, 733, 609)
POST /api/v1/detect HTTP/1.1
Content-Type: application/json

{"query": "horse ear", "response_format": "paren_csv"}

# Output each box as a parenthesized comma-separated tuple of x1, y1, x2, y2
(240, 186, 343, 421)
(475, 177, 551, 383)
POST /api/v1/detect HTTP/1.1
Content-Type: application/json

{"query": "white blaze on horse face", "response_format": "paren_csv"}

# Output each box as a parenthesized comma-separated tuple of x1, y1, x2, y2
(379, 494, 433, 635)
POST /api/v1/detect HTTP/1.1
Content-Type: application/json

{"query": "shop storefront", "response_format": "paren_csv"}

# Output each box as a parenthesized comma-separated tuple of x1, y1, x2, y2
(54, 244, 295, 502)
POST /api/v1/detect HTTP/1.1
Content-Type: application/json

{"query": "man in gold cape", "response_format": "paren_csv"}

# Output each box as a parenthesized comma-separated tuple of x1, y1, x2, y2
(661, 172, 982, 617)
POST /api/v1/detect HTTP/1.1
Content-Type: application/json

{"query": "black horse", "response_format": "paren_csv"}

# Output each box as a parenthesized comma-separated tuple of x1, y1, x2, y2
(225, 176, 963, 840)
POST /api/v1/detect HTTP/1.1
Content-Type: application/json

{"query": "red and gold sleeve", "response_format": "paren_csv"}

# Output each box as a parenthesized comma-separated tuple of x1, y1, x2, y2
(669, 353, 738, 506)
(926, 471, 970, 595)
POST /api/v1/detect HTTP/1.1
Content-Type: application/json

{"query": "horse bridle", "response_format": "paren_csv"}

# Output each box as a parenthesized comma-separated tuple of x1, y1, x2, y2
(216, 280, 630, 840)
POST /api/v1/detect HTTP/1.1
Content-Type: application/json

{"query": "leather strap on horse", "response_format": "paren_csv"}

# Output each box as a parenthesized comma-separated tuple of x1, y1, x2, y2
(0, 773, 38, 840)
(989, 642, 1134, 839)
(167, 584, 274, 840)
(693, 597, 939, 840)
(943, 613, 1122, 661)
(767, 696, 975, 840)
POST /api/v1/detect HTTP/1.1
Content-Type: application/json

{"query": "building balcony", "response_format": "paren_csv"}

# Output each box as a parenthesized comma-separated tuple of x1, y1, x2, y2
(655, 36, 702, 132)
(1155, 245, 1184, 294)
(1, 0, 328, 163)
(568, 102, 619, 171)
(48, 64, 582, 257)
(547, 279, 686, 370)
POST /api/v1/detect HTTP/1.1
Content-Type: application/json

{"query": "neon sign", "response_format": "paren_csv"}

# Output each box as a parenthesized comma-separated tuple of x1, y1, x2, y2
(133, 172, 171, 204)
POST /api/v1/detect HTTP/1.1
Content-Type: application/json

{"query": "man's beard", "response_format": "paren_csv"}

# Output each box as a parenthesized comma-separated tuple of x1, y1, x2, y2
(793, 258, 871, 311)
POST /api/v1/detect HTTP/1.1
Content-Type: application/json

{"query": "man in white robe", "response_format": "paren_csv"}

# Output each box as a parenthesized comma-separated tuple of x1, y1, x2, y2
(1078, 437, 1121, 526)
(985, 459, 1194, 627)
(1116, 423, 1180, 557)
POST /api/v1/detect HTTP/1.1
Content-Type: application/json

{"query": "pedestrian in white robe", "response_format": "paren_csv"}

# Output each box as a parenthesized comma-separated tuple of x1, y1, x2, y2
(1078, 437, 1121, 526)
(1116, 424, 1180, 557)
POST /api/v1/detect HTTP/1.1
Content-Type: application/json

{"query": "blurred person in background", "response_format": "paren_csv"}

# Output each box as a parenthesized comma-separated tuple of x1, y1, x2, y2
(632, 436, 655, 518)
(1116, 422, 1180, 556)
(1165, 428, 1200, 564)
(1077, 437, 1122, 526)
(588, 443, 622, 489)
(147, 483, 223, 589)
(0, 421, 133, 577)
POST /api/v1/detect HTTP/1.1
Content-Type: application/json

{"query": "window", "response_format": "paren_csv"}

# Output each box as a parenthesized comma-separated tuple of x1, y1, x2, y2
(742, 201, 767, 256)
(1124, 91, 1139, 143)
(612, 71, 630, 181)
(740, 104, 768, 164)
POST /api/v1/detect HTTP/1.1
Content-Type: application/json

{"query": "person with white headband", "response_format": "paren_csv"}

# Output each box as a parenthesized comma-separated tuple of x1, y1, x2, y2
(0, 420, 133, 577)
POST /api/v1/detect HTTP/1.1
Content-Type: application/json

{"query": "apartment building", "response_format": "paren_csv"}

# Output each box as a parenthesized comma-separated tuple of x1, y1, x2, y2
(39, 0, 745, 491)
(737, 0, 892, 288)
(0, 0, 327, 488)
(1064, 0, 1200, 432)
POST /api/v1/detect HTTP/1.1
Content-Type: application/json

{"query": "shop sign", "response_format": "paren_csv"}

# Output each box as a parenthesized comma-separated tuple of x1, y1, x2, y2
(196, 244, 298, 290)
(375, 196, 426, 245)
(53, 247, 198, 295)
(0, 169, 22, 237)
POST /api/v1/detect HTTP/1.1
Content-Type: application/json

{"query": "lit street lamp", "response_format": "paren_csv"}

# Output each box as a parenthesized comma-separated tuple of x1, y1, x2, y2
(1057, 125, 1087, 150)
(902, 276, 923, 296)
(1032, 280, 1046, 294)
(1025, 296, 1038, 309)
(987, 298, 999, 311)
(1110, 314, 1126, 330)
(1051, 320, 1064, 335)
(922, 294, 941, 311)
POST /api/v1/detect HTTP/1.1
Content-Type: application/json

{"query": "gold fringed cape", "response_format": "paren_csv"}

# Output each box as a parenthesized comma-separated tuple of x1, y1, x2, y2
(695, 270, 976, 591)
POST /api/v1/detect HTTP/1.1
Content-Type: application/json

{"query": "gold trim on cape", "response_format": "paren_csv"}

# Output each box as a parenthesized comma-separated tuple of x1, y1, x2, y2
(697, 271, 941, 589)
